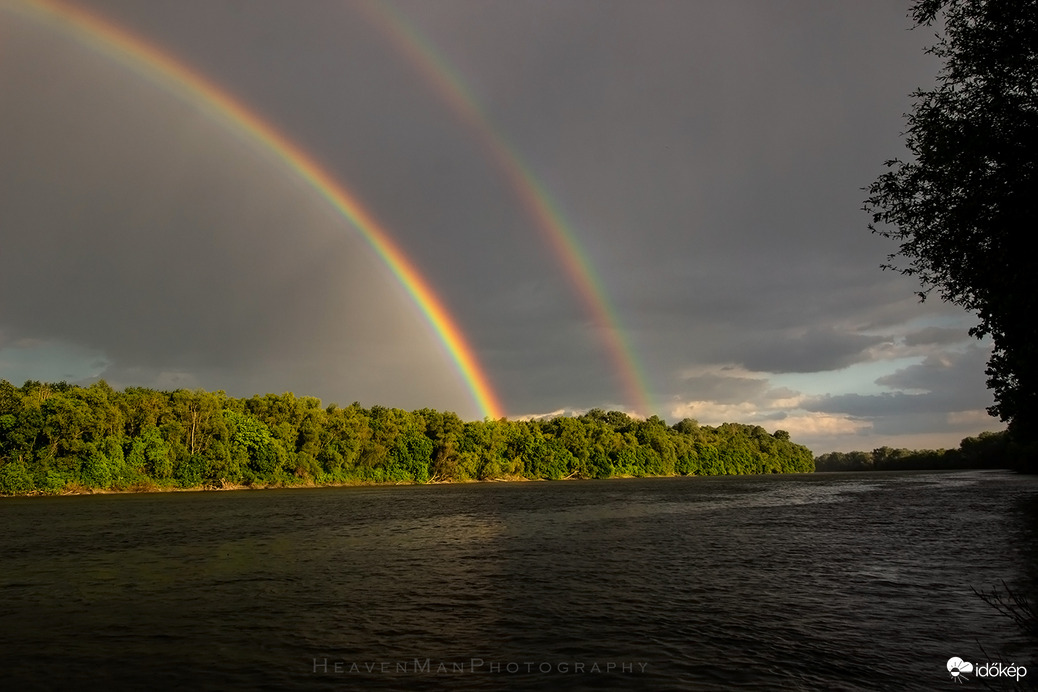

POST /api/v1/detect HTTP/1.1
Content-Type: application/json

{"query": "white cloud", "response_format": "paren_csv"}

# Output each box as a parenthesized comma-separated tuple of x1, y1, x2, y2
(514, 408, 568, 421)
(772, 413, 870, 438)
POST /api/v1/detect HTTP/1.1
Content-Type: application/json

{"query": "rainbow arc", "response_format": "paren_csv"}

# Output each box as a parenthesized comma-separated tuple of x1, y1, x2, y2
(358, 0, 656, 416)
(4, 0, 504, 419)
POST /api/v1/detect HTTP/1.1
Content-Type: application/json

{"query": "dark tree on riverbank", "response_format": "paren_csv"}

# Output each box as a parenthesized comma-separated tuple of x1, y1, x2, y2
(864, 0, 1038, 455)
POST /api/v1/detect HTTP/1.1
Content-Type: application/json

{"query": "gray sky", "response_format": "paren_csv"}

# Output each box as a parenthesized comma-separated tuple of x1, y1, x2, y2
(0, 0, 1001, 453)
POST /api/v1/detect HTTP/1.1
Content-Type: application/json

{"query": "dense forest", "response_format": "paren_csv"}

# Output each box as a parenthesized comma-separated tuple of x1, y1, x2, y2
(814, 431, 1015, 472)
(0, 380, 815, 495)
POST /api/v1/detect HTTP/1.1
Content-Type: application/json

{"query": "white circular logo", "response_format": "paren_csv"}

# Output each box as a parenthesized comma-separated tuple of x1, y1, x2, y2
(947, 657, 974, 682)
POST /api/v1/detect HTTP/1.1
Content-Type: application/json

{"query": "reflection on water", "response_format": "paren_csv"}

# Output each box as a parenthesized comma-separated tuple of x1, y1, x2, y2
(1, 470, 1035, 691)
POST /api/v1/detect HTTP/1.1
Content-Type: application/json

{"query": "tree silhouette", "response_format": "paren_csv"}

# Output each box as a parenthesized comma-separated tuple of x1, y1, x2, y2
(865, 0, 1038, 443)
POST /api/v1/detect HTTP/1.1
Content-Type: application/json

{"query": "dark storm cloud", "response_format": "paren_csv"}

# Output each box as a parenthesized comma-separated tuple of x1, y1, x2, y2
(0, 14, 473, 412)
(0, 0, 998, 446)
(678, 371, 770, 405)
(379, 0, 947, 405)
(281, 0, 943, 400)
(804, 392, 939, 418)
(724, 327, 887, 374)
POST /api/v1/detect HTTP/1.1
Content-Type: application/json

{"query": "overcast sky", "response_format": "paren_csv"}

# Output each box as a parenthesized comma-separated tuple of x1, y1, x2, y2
(0, 0, 1002, 453)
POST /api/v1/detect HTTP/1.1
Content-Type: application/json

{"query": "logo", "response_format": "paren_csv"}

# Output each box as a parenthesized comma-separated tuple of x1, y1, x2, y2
(947, 657, 974, 683)
(946, 657, 1027, 684)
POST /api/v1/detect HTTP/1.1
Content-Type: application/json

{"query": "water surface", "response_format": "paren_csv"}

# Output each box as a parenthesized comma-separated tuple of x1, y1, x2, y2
(2, 470, 1035, 690)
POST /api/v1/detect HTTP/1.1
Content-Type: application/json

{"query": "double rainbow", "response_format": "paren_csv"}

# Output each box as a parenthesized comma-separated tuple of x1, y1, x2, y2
(358, 0, 657, 417)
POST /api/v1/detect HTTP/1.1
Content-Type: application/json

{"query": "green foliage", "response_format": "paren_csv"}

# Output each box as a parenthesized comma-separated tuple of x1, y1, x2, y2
(128, 425, 171, 479)
(0, 379, 817, 495)
(389, 431, 434, 483)
(0, 459, 34, 494)
(176, 455, 207, 489)
(814, 431, 1018, 471)
(865, 0, 1038, 441)
(81, 443, 113, 490)
(223, 409, 285, 482)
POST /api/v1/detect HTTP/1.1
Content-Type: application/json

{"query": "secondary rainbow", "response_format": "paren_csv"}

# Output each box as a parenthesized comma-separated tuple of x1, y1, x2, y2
(358, 0, 656, 416)
(4, 0, 504, 419)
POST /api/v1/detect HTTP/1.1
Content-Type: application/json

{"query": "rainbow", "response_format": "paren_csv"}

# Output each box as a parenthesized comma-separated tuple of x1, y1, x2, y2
(357, 0, 656, 416)
(3, 0, 505, 419)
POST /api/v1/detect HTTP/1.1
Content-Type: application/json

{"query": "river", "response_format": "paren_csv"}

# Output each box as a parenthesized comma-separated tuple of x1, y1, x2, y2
(2, 470, 1035, 690)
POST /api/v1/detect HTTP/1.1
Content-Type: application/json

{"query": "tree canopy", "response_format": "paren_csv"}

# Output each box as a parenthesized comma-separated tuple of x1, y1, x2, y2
(0, 380, 814, 495)
(864, 0, 1038, 441)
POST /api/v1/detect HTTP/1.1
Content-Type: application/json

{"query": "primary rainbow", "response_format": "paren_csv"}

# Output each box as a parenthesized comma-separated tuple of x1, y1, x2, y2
(3, 0, 505, 420)
(357, 0, 657, 417)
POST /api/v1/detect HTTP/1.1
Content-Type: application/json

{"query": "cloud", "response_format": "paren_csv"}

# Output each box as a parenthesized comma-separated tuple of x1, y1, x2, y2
(0, 19, 481, 414)
(803, 392, 935, 418)
(796, 345, 1000, 446)
(947, 409, 996, 429)
(903, 326, 972, 347)
(668, 364, 865, 442)
(767, 413, 870, 438)
(677, 370, 770, 404)
(0, 0, 999, 450)
(803, 359, 991, 418)
(874, 347, 989, 394)
(0, 338, 109, 385)
(667, 389, 871, 452)
(666, 342, 999, 454)
(726, 327, 888, 374)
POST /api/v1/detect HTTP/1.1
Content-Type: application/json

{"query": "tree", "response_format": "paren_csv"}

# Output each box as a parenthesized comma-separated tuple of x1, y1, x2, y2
(864, 0, 1038, 441)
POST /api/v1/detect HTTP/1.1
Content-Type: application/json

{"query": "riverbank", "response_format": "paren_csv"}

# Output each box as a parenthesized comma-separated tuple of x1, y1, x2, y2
(1, 471, 700, 498)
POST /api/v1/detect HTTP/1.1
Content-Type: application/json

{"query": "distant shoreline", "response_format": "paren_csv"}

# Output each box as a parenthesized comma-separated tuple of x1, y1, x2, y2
(8, 468, 1013, 499)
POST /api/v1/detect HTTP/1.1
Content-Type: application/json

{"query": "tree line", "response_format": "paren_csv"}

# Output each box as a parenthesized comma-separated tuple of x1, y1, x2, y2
(0, 380, 815, 495)
(814, 430, 1014, 472)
